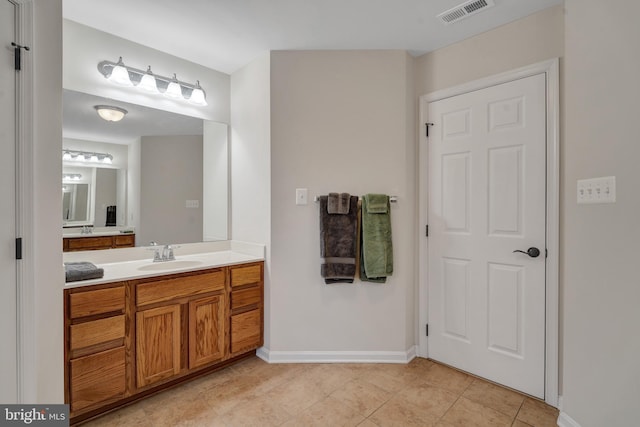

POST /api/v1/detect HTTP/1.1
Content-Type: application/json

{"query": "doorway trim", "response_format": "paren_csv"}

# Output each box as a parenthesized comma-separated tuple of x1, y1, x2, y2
(12, 0, 35, 403)
(417, 58, 559, 407)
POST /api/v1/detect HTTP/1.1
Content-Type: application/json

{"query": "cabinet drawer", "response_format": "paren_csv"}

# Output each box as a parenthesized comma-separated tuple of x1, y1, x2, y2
(231, 286, 261, 310)
(230, 264, 262, 288)
(114, 234, 135, 247)
(70, 315, 125, 352)
(70, 286, 125, 319)
(70, 346, 126, 412)
(231, 309, 262, 353)
(136, 270, 225, 306)
(66, 236, 113, 251)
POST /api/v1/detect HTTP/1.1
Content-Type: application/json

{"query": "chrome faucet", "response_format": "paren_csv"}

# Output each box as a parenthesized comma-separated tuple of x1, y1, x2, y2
(81, 225, 93, 235)
(149, 242, 176, 262)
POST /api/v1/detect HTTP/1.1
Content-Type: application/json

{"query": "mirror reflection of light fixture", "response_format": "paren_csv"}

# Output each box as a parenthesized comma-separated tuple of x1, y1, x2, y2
(94, 105, 128, 122)
(63, 173, 82, 181)
(97, 57, 207, 105)
(63, 149, 114, 164)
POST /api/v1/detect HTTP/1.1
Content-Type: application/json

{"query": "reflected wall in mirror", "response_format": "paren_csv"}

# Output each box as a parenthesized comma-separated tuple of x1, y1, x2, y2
(62, 164, 127, 227)
(63, 89, 229, 245)
(62, 183, 89, 222)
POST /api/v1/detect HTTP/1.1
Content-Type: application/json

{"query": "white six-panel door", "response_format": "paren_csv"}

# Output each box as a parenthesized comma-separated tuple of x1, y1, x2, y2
(1, 0, 17, 403)
(427, 73, 546, 398)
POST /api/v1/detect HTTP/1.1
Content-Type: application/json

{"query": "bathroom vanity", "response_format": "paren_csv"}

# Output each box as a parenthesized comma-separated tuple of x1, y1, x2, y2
(63, 233, 135, 252)
(63, 243, 264, 424)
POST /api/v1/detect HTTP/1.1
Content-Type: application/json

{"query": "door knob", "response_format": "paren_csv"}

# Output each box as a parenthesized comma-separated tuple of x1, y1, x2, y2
(513, 247, 541, 258)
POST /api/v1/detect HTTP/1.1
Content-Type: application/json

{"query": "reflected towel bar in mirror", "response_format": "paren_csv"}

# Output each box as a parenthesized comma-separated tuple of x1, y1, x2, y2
(313, 195, 398, 203)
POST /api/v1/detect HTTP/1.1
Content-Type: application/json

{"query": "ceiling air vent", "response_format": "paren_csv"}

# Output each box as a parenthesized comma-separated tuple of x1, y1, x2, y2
(437, 0, 495, 25)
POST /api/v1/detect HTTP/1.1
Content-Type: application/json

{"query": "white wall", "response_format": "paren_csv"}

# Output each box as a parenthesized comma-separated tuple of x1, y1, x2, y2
(268, 50, 415, 356)
(127, 138, 141, 234)
(203, 121, 229, 241)
(230, 55, 271, 345)
(63, 19, 230, 123)
(139, 135, 203, 246)
(30, 0, 64, 403)
(561, 1, 640, 425)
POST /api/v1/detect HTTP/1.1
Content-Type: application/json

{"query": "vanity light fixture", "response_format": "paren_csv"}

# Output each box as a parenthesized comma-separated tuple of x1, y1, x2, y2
(97, 57, 208, 106)
(63, 173, 82, 181)
(94, 105, 128, 122)
(138, 66, 159, 93)
(63, 149, 114, 165)
(107, 56, 134, 87)
(164, 73, 183, 99)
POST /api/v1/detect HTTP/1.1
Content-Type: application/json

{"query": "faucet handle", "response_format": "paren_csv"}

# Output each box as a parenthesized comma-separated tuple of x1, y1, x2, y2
(163, 245, 176, 261)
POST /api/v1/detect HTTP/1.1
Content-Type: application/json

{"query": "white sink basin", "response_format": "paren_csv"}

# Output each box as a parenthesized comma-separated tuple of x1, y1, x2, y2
(137, 260, 203, 271)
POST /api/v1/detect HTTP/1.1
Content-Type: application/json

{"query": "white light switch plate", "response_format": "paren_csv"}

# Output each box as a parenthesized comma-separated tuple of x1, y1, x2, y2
(295, 188, 308, 205)
(577, 176, 616, 204)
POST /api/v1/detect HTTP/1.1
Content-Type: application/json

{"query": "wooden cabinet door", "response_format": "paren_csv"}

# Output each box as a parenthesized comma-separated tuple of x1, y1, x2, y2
(70, 347, 125, 413)
(136, 305, 181, 388)
(189, 294, 225, 369)
(230, 309, 262, 355)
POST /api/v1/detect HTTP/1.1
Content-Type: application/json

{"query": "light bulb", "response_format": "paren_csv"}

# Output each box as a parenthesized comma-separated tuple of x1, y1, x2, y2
(164, 73, 183, 99)
(107, 57, 132, 86)
(188, 81, 207, 106)
(90, 154, 99, 162)
(63, 151, 72, 161)
(137, 66, 159, 93)
(102, 155, 113, 165)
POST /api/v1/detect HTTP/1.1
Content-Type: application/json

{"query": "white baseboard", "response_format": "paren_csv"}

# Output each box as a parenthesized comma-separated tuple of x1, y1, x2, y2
(256, 346, 417, 364)
(557, 411, 582, 427)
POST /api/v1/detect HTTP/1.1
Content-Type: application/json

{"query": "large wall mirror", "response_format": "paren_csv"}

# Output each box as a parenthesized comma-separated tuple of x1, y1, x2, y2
(63, 89, 229, 245)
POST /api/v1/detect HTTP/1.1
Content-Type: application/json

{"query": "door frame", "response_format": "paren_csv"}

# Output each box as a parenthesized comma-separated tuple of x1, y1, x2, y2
(11, 0, 35, 403)
(417, 58, 560, 407)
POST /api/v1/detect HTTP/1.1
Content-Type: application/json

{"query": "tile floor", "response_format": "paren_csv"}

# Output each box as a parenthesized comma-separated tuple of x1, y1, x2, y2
(83, 356, 559, 427)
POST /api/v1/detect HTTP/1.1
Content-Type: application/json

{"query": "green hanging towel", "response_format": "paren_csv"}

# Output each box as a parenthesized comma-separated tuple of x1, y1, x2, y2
(360, 194, 393, 283)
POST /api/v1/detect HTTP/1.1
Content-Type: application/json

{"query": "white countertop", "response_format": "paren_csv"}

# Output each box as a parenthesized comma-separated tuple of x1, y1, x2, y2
(63, 226, 136, 238)
(63, 240, 264, 288)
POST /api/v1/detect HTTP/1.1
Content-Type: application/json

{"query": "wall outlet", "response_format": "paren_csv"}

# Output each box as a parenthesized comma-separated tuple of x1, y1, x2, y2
(186, 200, 200, 208)
(577, 176, 616, 204)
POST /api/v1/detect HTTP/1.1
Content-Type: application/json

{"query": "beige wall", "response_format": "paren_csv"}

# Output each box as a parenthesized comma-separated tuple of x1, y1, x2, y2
(94, 168, 117, 227)
(269, 50, 416, 355)
(139, 135, 203, 245)
(414, 5, 564, 95)
(561, 1, 640, 425)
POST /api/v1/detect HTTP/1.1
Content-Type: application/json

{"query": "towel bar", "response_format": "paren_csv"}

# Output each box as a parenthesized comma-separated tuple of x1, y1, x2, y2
(314, 195, 398, 203)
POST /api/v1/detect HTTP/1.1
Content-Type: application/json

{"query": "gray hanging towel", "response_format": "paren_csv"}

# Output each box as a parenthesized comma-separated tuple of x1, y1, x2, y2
(360, 194, 393, 283)
(319, 194, 359, 284)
